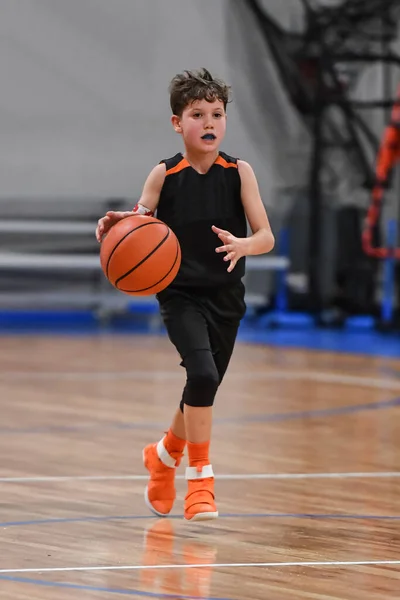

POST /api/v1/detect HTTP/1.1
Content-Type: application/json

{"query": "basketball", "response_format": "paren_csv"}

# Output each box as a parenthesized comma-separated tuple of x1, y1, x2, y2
(100, 215, 181, 296)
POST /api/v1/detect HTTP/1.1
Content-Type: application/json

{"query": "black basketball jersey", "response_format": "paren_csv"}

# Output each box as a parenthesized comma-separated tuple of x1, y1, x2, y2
(156, 151, 247, 288)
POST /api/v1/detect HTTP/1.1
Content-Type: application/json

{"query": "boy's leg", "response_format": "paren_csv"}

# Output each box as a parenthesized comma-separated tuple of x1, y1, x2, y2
(179, 318, 240, 521)
(143, 426, 186, 517)
(181, 349, 219, 521)
(170, 406, 186, 440)
(144, 405, 186, 515)
(143, 289, 240, 520)
(182, 318, 240, 520)
(209, 320, 240, 384)
(143, 293, 215, 518)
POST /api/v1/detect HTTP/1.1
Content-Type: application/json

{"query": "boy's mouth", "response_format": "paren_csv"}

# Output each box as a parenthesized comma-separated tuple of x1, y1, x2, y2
(201, 134, 216, 140)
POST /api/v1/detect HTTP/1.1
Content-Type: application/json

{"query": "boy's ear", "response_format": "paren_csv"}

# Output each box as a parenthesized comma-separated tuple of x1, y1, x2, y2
(171, 115, 182, 134)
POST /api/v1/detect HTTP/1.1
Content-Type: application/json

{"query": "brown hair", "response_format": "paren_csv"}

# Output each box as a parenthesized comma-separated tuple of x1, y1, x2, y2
(169, 68, 231, 116)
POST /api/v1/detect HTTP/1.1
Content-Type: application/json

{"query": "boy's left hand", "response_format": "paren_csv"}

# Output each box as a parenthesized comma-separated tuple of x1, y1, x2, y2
(212, 225, 247, 273)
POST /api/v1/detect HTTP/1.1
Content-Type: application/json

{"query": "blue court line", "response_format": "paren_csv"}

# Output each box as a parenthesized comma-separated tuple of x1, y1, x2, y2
(2, 512, 400, 529)
(0, 574, 231, 600)
(1, 396, 399, 436)
(219, 513, 400, 520)
(0, 514, 151, 527)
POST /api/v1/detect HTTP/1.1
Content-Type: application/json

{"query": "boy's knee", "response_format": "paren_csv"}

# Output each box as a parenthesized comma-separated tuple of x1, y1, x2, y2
(185, 372, 219, 407)
(181, 350, 220, 408)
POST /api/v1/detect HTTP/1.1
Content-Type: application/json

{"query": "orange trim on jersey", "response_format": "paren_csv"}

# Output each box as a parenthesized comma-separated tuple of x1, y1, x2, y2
(214, 155, 238, 169)
(166, 158, 190, 176)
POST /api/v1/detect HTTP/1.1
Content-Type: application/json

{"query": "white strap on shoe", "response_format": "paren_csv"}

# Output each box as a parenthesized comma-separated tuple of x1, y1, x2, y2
(185, 464, 214, 480)
(156, 438, 177, 468)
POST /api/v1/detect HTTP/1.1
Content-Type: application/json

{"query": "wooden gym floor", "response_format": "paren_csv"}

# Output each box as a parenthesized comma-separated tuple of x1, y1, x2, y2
(0, 333, 400, 599)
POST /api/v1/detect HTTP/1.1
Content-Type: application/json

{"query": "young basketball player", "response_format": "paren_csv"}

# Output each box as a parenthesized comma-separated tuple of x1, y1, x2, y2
(96, 69, 274, 521)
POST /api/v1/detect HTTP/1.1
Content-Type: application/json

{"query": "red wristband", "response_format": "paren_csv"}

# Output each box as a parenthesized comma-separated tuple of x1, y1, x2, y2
(133, 204, 154, 217)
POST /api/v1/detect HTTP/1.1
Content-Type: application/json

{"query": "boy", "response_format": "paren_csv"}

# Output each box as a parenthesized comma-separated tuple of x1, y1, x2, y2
(96, 68, 274, 521)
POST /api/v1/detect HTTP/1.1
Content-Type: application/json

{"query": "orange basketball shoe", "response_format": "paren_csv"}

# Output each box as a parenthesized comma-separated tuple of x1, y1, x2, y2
(184, 465, 218, 521)
(143, 437, 184, 517)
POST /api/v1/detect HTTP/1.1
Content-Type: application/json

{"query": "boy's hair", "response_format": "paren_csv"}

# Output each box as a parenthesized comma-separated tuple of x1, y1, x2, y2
(169, 68, 231, 116)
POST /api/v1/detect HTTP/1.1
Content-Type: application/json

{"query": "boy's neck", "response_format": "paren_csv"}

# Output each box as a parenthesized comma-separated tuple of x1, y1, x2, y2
(183, 150, 219, 175)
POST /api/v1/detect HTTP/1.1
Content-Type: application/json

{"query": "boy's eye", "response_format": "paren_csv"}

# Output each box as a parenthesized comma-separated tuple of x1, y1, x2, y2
(192, 111, 223, 118)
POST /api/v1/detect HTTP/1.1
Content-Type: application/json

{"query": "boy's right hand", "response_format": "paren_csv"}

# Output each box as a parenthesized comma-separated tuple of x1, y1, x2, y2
(95, 210, 134, 242)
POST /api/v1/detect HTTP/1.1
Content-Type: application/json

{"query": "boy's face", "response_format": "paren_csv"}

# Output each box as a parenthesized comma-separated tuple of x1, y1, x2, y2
(171, 98, 226, 154)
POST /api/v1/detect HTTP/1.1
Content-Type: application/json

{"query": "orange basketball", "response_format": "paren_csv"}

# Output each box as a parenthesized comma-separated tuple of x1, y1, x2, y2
(100, 215, 181, 296)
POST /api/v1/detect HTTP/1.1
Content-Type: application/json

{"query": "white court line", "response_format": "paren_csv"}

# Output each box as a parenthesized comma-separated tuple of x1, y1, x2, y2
(0, 369, 399, 390)
(1, 559, 400, 574)
(0, 471, 400, 483)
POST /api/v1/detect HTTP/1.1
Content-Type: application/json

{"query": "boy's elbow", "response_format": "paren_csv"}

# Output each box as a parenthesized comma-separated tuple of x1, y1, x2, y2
(265, 230, 275, 253)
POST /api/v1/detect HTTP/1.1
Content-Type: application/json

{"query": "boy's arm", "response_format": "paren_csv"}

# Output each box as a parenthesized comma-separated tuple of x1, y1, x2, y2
(237, 160, 275, 255)
(212, 160, 274, 272)
(96, 163, 166, 242)
(134, 163, 166, 215)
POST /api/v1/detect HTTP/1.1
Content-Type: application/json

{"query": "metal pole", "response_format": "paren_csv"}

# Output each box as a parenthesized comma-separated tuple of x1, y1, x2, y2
(308, 57, 324, 314)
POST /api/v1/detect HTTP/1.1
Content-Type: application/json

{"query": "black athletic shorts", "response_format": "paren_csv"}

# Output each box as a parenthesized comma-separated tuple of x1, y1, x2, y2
(156, 282, 246, 380)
